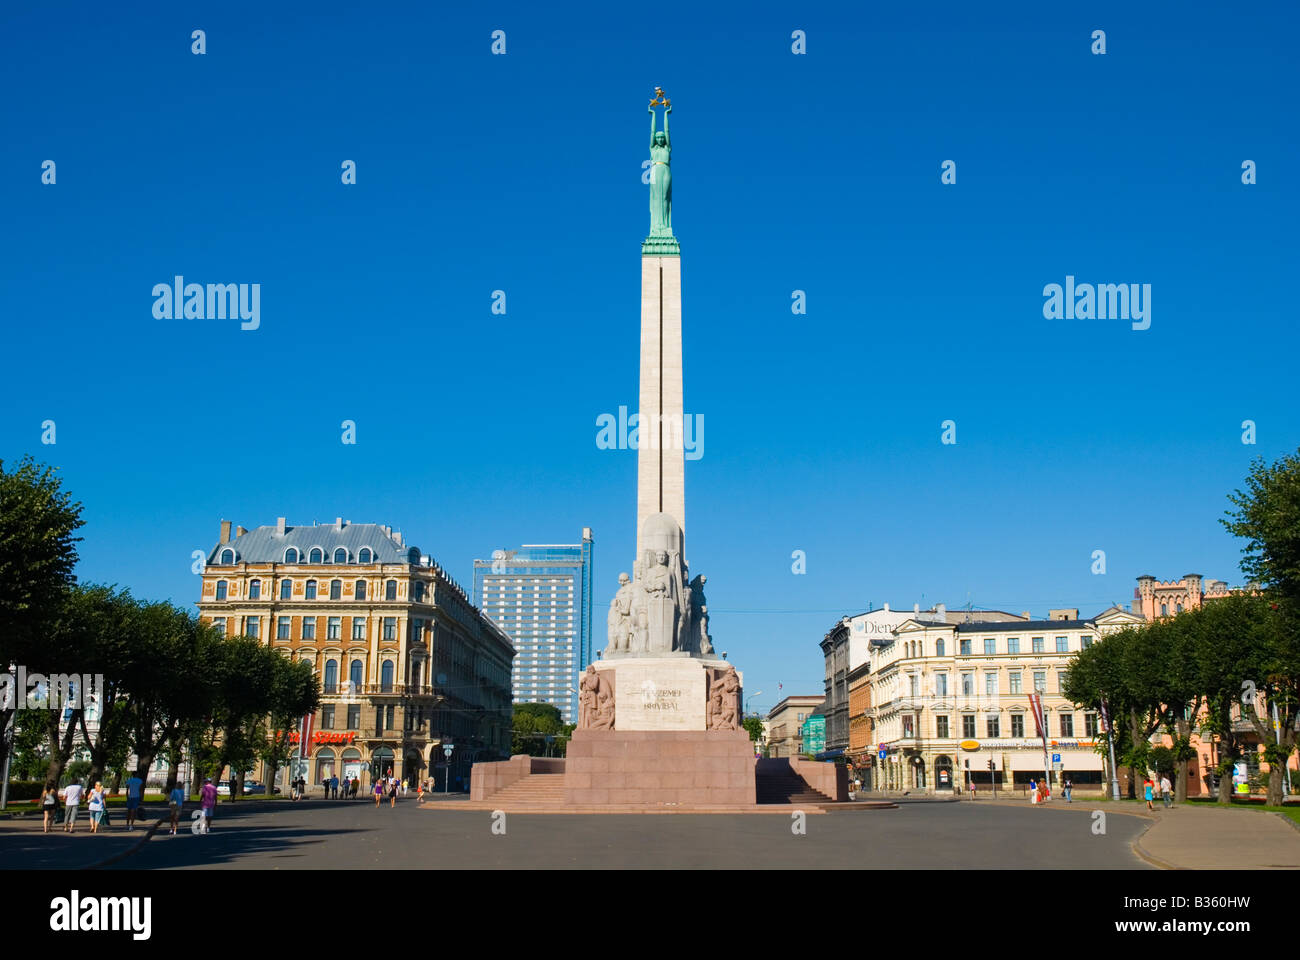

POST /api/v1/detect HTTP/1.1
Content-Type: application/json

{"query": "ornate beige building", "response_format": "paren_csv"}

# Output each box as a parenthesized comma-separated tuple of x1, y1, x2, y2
(197, 518, 514, 791)
(867, 606, 1145, 793)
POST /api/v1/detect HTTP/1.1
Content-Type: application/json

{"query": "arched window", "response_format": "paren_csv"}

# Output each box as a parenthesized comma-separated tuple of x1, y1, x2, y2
(280, 579, 292, 600)
(248, 579, 261, 600)
(1175, 603, 1183, 613)
(355, 580, 367, 601)
(1160, 603, 1168, 617)
(349, 660, 363, 688)
(305, 580, 317, 600)
(385, 580, 397, 601)
(333, 548, 348, 563)
(315, 748, 336, 783)
(215, 580, 228, 601)
(330, 579, 342, 600)
(936, 638, 945, 657)
(381, 661, 394, 692)
(284, 547, 299, 564)
(358, 548, 373, 564)
(220, 548, 235, 564)
(324, 659, 338, 694)
(309, 548, 324, 564)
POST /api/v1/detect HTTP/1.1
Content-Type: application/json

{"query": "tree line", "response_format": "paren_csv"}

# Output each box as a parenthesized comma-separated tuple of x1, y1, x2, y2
(1063, 449, 1300, 806)
(1, 456, 318, 796)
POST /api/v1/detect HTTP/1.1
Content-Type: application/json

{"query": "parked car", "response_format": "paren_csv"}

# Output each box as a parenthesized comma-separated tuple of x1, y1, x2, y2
(243, 781, 267, 794)
(216, 780, 231, 796)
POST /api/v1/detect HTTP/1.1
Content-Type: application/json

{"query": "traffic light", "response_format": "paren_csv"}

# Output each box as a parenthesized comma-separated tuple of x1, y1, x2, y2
(987, 759, 994, 771)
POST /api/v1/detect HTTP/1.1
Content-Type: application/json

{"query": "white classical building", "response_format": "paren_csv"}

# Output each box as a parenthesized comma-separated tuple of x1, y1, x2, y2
(866, 607, 1145, 793)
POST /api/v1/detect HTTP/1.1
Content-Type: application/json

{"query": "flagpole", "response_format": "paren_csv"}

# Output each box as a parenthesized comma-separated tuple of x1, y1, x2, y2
(1102, 696, 1120, 801)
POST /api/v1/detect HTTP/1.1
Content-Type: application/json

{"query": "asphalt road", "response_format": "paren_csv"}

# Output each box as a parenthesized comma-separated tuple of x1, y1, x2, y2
(86, 797, 1153, 869)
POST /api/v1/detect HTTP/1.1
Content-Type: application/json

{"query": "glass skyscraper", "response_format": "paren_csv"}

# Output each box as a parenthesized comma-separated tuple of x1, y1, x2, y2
(472, 529, 594, 724)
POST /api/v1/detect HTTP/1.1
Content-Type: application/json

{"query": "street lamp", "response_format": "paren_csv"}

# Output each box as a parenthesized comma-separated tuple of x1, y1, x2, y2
(744, 691, 764, 714)
(442, 742, 454, 795)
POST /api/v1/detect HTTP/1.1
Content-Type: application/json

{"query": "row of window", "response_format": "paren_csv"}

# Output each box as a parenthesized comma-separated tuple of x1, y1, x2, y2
(896, 636, 1094, 658)
(214, 578, 422, 603)
(212, 615, 429, 645)
(903, 669, 1068, 697)
(908, 711, 1097, 739)
(217, 546, 387, 565)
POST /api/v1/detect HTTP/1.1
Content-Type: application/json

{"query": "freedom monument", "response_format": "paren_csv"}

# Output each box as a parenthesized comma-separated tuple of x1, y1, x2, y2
(468, 91, 760, 808)
(563, 89, 756, 806)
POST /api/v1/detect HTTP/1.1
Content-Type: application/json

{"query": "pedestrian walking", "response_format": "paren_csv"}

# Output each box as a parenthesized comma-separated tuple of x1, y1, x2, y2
(200, 777, 218, 832)
(124, 772, 144, 830)
(416, 779, 425, 803)
(87, 782, 106, 833)
(1143, 776, 1154, 811)
(1160, 774, 1173, 809)
(168, 783, 185, 834)
(373, 779, 384, 807)
(1063, 777, 1073, 802)
(1029, 777, 1037, 803)
(62, 779, 83, 832)
(332, 774, 339, 799)
(388, 777, 398, 807)
(41, 786, 59, 833)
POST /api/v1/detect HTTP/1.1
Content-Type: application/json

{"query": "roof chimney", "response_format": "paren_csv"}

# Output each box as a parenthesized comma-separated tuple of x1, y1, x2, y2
(935, 603, 947, 621)
(335, 517, 343, 531)
(1021, 611, 1031, 620)
(235, 526, 247, 538)
(394, 531, 403, 547)
(914, 603, 920, 616)
(220, 520, 232, 543)
(882, 603, 889, 612)
(276, 517, 286, 535)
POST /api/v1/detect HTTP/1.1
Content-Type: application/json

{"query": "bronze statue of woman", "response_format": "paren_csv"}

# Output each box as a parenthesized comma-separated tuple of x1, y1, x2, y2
(648, 101, 672, 237)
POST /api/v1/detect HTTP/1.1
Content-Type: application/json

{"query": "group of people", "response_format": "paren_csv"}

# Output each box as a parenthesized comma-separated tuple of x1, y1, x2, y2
(372, 774, 408, 806)
(39, 773, 217, 836)
(1025, 777, 1073, 802)
(317, 775, 362, 800)
(1143, 774, 1174, 810)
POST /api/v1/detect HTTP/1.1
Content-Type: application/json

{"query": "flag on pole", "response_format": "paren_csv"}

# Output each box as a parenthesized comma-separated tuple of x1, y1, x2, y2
(298, 711, 314, 761)
(1099, 697, 1111, 734)
(1028, 693, 1047, 744)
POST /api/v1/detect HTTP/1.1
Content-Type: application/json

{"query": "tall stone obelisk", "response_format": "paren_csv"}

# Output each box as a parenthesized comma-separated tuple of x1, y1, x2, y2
(637, 89, 684, 559)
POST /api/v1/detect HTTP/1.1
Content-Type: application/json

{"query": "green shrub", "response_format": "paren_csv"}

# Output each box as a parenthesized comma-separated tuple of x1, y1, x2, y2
(3, 780, 46, 801)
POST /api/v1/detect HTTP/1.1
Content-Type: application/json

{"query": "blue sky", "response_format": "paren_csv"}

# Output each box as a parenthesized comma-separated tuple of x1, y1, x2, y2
(3, 1, 1297, 713)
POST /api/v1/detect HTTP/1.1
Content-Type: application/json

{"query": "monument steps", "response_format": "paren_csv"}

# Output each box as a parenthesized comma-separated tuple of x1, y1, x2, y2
(480, 777, 568, 804)
(755, 771, 835, 806)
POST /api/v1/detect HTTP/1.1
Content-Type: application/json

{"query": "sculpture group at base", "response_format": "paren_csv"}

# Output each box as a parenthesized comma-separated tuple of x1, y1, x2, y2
(605, 512, 713, 657)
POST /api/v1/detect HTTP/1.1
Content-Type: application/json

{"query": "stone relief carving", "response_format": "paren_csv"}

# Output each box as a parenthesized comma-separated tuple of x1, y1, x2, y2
(706, 665, 740, 731)
(578, 664, 616, 730)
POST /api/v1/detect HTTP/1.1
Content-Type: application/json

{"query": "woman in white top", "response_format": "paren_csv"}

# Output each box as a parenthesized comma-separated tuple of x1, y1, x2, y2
(88, 782, 106, 833)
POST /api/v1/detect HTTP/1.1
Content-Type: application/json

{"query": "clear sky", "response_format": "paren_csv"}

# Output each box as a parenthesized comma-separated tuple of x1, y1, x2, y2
(3, 1, 1297, 713)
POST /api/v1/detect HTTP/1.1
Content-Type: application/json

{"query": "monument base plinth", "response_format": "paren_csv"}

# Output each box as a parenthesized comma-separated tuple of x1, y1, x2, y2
(564, 729, 756, 806)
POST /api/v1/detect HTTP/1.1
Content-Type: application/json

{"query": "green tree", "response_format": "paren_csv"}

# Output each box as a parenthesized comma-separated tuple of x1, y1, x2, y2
(1222, 450, 1300, 805)
(0, 457, 83, 768)
(742, 716, 764, 745)
(512, 702, 568, 756)
(258, 649, 320, 794)
(1224, 449, 1300, 605)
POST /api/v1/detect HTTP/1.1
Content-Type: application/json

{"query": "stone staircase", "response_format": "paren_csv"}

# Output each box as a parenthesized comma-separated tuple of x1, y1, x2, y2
(478, 774, 567, 806)
(755, 768, 834, 806)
